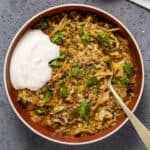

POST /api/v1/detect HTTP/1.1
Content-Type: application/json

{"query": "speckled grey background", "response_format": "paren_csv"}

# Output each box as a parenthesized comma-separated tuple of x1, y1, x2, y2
(0, 0, 150, 150)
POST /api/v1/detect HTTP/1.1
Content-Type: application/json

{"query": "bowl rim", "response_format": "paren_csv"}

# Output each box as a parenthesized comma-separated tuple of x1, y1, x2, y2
(3, 3, 144, 145)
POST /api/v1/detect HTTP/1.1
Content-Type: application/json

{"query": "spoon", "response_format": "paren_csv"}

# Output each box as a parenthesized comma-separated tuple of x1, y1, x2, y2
(108, 79, 150, 150)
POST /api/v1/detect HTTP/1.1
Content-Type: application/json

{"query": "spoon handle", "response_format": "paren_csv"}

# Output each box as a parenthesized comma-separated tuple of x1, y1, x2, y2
(108, 84, 150, 150)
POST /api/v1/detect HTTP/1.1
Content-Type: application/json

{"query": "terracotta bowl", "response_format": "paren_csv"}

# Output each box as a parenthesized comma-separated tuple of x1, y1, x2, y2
(4, 4, 144, 145)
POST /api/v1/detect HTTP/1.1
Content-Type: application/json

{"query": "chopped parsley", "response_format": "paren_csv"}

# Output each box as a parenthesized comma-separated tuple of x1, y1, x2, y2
(19, 98, 28, 108)
(71, 101, 91, 123)
(79, 26, 90, 44)
(84, 65, 94, 75)
(97, 32, 111, 45)
(120, 77, 130, 84)
(58, 53, 66, 59)
(42, 88, 53, 103)
(35, 107, 49, 115)
(123, 62, 132, 76)
(36, 19, 49, 29)
(49, 53, 66, 67)
(86, 76, 98, 86)
(92, 85, 100, 95)
(52, 31, 65, 44)
(111, 79, 119, 84)
(67, 63, 81, 79)
(60, 86, 69, 98)
(49, 60, 63, 67)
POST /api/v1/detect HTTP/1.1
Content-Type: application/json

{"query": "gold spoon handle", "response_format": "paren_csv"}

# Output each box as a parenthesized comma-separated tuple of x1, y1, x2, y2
(108, 83, 150, 150)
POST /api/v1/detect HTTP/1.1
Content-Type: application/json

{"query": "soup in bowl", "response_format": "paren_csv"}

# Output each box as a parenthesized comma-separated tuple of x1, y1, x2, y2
(4, 4, 144, 145)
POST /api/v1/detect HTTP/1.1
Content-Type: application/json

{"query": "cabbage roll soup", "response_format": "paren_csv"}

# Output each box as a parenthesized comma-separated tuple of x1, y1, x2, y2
(16, 11, 136, 136)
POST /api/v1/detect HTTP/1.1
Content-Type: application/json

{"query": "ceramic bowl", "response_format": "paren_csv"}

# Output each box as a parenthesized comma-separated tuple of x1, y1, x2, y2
(4, 4, 144, 145)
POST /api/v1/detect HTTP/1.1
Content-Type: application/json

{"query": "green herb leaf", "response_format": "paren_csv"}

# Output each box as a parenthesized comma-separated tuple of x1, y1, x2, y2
(123, 62, 132, 76)
(71, 107, 80, 116)
(19, 98, 28, 108)
(86, 76, 98, 86)
(49, 53, 65, 67)
(71, 101, 91, 123)
(92, 85, 99, 95)
(36, 109, 45, 115)
(58, 53, 66, 59)
(52, 31, 65, 44)
(67, 63, 81, 79)
(120, 77, 130, 84)
(79, 26, 84, 35)
(42, 88, 53, 103)
(81, 34, 89, 44)
(35, 107, 49, 115)
(36, 19, 49, 30)
(49, 60, 63, 67)
(111, 79, 119, 84)
(84, 65, 94, 75)
(79, 26, 89, 44)
(97, 32, 111, 45)
(60, 86, 69, 98)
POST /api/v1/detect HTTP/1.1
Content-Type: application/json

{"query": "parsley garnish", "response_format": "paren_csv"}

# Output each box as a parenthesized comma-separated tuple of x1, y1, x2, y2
(92, 85, 99, 95)
(58, 53, 66, 59)
(19, 98, 28, 108)
(52, 31, 65, 44)
(42, 88, 53, 103)
(97, 32, 111, 45)
(111, 79, 119, 84)
(67, 63, 81, 79)
(36, 19, 49, 29)
(123, 62, 132, 76)
(120, 77, 130, 84)
(60, 86, 69, 98)
(79, 26, 90, 44)
(71, 101, 91, 123)
(86, 76, 98, 86)
(49, 60, 63, 67)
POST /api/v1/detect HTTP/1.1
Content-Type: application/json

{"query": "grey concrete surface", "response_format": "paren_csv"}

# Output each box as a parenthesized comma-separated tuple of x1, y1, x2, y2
(0, 0, 150, 150)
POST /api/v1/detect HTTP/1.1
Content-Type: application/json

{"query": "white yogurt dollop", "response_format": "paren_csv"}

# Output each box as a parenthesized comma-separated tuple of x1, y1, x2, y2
(10, 29, 59, 91)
